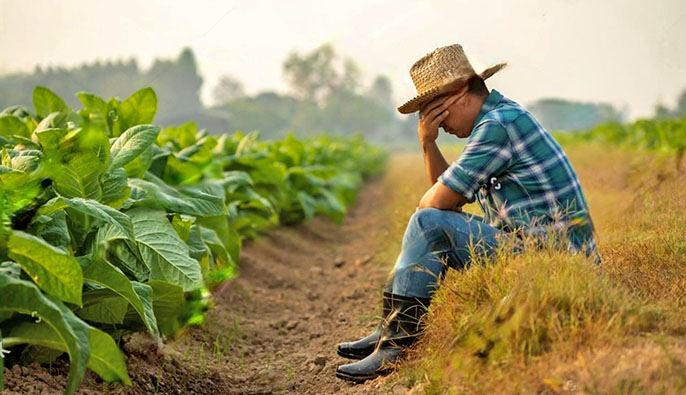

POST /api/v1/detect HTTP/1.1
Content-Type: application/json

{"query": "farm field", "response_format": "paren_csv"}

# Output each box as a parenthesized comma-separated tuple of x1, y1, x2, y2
(0, 86, 386, 394)
(3, 138, 684, 394)
(2, 2, 685, 394)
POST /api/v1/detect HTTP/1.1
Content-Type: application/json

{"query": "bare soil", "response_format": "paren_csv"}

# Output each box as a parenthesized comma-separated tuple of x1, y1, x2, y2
(2, 176, 411, 394)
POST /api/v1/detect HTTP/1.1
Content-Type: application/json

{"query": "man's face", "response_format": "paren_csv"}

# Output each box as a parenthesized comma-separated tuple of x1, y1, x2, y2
(426, 90, 475, 138)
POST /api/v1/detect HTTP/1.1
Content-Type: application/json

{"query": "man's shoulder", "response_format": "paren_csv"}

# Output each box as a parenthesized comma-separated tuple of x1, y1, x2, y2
(479, 94, 526, 125)
(479, 94, 547, 140)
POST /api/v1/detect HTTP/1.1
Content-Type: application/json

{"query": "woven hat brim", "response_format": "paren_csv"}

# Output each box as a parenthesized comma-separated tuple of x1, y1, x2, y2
(397, 62, 507, 114)
(396, 78, 467, 114)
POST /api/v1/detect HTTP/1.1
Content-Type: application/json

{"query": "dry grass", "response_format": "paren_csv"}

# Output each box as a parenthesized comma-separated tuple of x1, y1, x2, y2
(379, 143, 686, 394)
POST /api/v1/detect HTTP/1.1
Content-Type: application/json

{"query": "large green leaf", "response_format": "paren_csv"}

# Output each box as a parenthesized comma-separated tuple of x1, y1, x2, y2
(147, 148, 170, 178)
(0, 171, 41, 227)
(34, 112, 67, 135)
(297, 190, 317, 221)
(0, 274, 90, 395)
(227, 186, 275, 217)
(316, 188, 346, 224)
(186, 224, 210, 263)
(117, 88, 157, 132)
(129, 208, 203, 291)
(92, 219, 146, 282)
(33, 211, 71, 250)
(196, 215, 241, 264)
(32, 86, 70, 118)
(147, 280, 184, 336)
(39, 197, 135, 242)
(4, 322, 130, 385)
(127, 174, 226, 217)
(76, 92, 108, 121)
(121, 143, 155, 178)
(7, 231, 83, 305)
(34, 127, 66, 150)
(158, 122, 197, 149)
(85, 326, 130, 383)
(109, 124, 160, 171)
(161, 153, 204, 185)
(5, 149, 41, 172)
(79, 256, 158, 336)
(200, 226, 233, 268)
(100, 237, 149, 281)
(76, 297, 128, 324)
(51, 152, 105, 200)
(171, 213, 193, 242)
(130, 281, 157, 334)
(0, 115, 30, 139)
(100, 168, 130, 208)
(221, 170, 253, 192)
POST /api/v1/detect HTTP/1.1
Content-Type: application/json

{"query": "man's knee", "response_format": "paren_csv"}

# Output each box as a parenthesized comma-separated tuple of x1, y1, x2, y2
(410, 207, 471, 232)
(410, 208, 447, 230)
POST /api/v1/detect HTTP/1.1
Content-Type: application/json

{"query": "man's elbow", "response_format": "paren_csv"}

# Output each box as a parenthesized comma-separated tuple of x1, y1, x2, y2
(418, 182, 466, 210)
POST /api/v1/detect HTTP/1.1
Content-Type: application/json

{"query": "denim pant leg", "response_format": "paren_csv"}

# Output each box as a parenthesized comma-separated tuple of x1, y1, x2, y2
(390, 208, 504, 299)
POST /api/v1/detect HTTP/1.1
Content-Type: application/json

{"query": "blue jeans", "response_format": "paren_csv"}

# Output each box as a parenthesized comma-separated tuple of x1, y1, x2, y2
(389, 208, 506, 299)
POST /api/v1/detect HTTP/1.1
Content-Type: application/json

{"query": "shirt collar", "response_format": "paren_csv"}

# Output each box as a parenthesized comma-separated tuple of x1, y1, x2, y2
(473, 89, 504, 128)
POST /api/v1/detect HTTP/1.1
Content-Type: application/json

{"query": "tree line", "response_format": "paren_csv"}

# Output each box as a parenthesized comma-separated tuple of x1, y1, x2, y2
(3, 44, 677, 142)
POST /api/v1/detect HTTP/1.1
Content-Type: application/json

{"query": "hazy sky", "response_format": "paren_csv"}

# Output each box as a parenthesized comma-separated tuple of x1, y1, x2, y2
(1, 0, 685, 119)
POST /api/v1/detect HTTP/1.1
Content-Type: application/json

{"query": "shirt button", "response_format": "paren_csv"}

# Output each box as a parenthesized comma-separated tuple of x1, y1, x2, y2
(490, 177, 502, 190)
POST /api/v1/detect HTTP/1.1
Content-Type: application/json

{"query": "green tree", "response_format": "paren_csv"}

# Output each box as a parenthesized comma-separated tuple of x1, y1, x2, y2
(146, 47, 203, 118)
(212, 75, 245, 106)
(528, 98, 623, 131)
(654, 102, 673, 119)
(282, 43, 361, 105)
(367, 75, 393, 107)
(0, 49, 204, 126)
(675, 89, 686, 117)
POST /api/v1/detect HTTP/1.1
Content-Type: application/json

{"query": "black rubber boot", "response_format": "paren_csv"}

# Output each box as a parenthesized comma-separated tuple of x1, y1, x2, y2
(335, 293, 430, 383)
(336, 291, 393, 360)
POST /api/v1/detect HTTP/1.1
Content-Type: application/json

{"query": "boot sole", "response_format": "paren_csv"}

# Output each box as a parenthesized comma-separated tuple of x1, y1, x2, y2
(335, 370, 380, 383)
(336, 348, 372, 360)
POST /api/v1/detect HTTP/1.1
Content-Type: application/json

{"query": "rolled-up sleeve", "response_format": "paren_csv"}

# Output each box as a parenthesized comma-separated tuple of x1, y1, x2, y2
(438, 120, 513, 202)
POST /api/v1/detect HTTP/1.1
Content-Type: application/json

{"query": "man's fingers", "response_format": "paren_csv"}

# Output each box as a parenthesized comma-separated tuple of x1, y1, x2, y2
(429, 109, 450, 129)
(423, 95, 453, 116)
(424, 94, 458, 121)
(420, 93, 457, 119)
(420, 96, 446, 115)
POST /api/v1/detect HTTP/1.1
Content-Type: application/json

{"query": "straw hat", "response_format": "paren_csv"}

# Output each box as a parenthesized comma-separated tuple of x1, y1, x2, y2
(397, 44, 507, 114)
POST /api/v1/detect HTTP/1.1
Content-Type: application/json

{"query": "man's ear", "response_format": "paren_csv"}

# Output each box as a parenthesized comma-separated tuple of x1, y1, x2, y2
(457, 93, 470, 109)
(454, 85, 470, 108)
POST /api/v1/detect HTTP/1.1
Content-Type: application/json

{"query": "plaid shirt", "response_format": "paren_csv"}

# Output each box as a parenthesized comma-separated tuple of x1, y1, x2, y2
(438, 89, 601, 264)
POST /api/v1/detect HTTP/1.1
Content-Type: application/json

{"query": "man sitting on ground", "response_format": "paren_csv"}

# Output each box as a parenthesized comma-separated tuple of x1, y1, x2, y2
(334, 43, 601, 383)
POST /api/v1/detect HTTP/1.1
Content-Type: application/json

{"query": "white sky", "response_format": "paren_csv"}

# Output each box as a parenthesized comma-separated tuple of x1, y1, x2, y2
(1, 0, 685, 119)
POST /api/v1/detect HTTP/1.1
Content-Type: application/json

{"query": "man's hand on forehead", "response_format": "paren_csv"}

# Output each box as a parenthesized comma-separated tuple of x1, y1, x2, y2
(420, 94, 451, 114)
(419, 85, 469, 114)
(419, 94, 454, 121)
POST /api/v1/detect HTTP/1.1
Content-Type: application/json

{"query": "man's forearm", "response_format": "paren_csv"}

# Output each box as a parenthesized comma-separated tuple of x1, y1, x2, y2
(421, 141, 450, 185)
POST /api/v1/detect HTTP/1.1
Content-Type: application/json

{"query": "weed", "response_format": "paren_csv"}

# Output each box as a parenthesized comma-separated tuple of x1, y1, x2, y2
(198, 343, 206, 375)
(285, 363, 294, 382)
(214, 334, 223, 363)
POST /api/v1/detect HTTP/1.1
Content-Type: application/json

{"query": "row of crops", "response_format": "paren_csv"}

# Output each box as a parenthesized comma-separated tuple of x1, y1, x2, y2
(0, 87, 386, 393)
(555, 117, 686, 157)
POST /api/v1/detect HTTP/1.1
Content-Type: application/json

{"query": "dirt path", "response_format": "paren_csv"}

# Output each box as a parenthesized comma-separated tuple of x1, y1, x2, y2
(2, 174, 410, 394)
(196, 175, 403, 394)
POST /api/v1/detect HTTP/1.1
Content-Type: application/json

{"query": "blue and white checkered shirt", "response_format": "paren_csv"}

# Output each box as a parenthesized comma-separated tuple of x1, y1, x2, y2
(438, 89, 601, 264)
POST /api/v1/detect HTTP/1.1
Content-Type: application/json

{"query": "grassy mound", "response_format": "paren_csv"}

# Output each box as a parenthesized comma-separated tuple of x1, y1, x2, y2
(380, 144, 686, 394)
